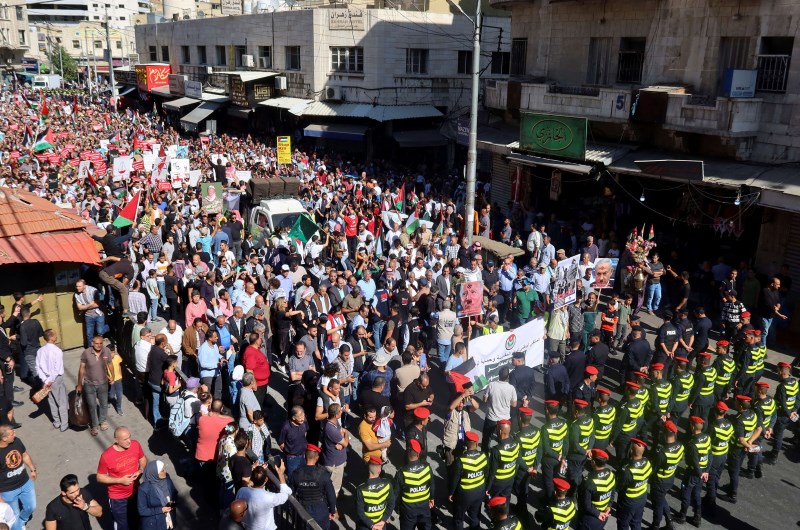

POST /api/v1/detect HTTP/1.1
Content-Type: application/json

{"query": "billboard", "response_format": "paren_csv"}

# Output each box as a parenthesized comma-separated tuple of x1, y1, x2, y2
(520, 112, 587, 161)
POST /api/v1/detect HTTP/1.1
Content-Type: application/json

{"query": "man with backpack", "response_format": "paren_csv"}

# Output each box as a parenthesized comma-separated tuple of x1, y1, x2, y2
(168, 377, 201, 452)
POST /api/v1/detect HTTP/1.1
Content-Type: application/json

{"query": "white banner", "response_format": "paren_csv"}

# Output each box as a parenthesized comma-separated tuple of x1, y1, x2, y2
(454, 318, 546, 392)
(188, 170, 202, 187)
(170, 158, 190, 187)
(112, 156, 132, 182)
(553, 254, 580, 309)
(142, 153, 157, 172)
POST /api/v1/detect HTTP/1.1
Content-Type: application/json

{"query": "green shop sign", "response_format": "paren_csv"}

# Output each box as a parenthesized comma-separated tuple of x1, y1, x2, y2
(519, 113, 587, 161)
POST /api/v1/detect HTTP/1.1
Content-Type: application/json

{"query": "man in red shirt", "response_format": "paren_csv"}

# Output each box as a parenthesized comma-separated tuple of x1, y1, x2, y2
(97, 426, 147, 530)
(243, 332, 270, 409)
(600, 294, 620, 349)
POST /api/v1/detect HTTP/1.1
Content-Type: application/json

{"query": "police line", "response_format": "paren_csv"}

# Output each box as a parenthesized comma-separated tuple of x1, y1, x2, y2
(453, 317, 546, 392)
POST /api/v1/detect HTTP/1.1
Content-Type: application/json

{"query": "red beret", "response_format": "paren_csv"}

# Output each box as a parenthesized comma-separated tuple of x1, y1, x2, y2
(741, 311, 751, 318)
(498, 419, 512, 426)
(650, 363, 664, 371)
(675, 357, 689, 364)
(745, 330, 756, 335)
(585, 366, 599, 375)
(717, 340, 730, 347)
(574, 399, 589, 408)
(414, 407, 430, 420)
(664, 421, 678, 433)
(753, 330, 761, 336)
(553, 478, 571, 491)
(408, 439, 422, 453)
(631, 438, 647, 448)
(368, 456, 383, 465)
(690, 416, 705, 425)
(778, 361, 791, 369)
(596, 387, 612, 396)
(465, 431, 480, 442)
(518, 407, 534, 416)
(755, 382, 769, 389)
(591, 448, 609, 460)
(487, 496, 507, 508)
(716, 401, 729, 412)
(306, 444, 321, 453)
(625, 381, 641, 390)
(633, 371, 648, 379)
(736, 395, 752, 402)
(545, 400, 560, 406)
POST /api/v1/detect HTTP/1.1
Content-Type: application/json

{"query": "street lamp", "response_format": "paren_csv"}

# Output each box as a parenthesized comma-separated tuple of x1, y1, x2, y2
(449, 0, 481, 244)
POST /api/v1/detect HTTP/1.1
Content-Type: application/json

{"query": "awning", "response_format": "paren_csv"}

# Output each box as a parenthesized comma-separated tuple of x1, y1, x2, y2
(304, 123, 369, 141)
(150, 86, 172, 97)
(393, 130, 447, 148)
(163, 97, 200, 111)
(506, 152, 595, 175)
(217, 71, 279, 82)
(181, 102, 222, 125)
(0, 231, 100, 265)
(227, 107, 252, 120)
(296, 102, 442, 122)
(118, 85, 137, 96)
(259, 97, 313, 112)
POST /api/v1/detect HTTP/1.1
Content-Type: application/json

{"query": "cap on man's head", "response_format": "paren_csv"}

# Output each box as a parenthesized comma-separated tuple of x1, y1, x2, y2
(553, 478, 570, 492)
(664, 421, 678, 433)
(413, 407, 430, 420)
(690, 416, 705, 425)
(716, 401, 729, 412)
(650, 363, 664, 371)
(368, 456, 383, 466)
(518, 407, 533, 416)
(487, 496, 506, 508)
(596, 387, 611, 396)
(465, 432, 480, 442)
(631, 438, 647, 448)
(281, 264, 290, 271)
(584, 366, 598, 376)
(306, 444, 321, 453)
(408, 439, 422, 453)
(591, 448, 609, 460)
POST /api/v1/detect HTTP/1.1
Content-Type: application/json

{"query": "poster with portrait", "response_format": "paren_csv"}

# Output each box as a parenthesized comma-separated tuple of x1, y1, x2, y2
(202, 182, 224, 214)
(591, 257, 619, 290)
(78, 160, 91, 181)
(176, 145, 189, 158)
(553, 254, 580, 309)
(456, 280, 484, 319)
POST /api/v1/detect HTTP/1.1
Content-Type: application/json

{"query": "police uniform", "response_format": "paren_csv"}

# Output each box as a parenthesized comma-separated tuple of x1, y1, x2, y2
(488, 495, 523, 530)
(613, 390, 643, 465)
(649, 422, 683, 529)
(592, 390, 616, 452)
(751, 333, 767, 384)
(670, 362, 694, 427)
(706, 405, 733, 509)
(688, 357, 717, 427)
(713, 345, 737, 401)
(537, 478, 576, 530)
(566, 403, 595, 490)
(654, 319, 678, 377)
(355, 471, 396, 530)
(615, 440, 652, 530)
(678, 418, 710, 522)
(734, 340, 757, 397)
(395, 451, 434, 530)
(289, 454, 337, 530)
(727, 398, 759, 500)
(675, 315, 695, 364)
(486, 421, 524, 508)
(771, 363, 799, 460)
(512, 412, 540, 519)
(540, 406, 569, 500)
(644, 365, 672, 442)
(450, 434, 488, 530)
(579, 450, 615, 530)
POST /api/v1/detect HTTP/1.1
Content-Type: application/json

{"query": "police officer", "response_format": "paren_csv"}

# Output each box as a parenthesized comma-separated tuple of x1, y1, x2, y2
(537, 478, 576, 530)
(592, 388, 615, 452)
(509, 351, 536, 430)
(614, 382, 644, 466)
(486, 419, 524, 510)
(289, 444, 337, 530)
(713, 340, 736, 401)
(395, 439, 434, 530)
(512, 407, 539, 522)
(705, 401, 733, 517)
(355, 456, 396, 530)
(649, 420, 683, 530)
(631, 371, 651, 412)
(449, 431, 487, 530)
(674, 309, 695, 364)
(615, 438, 652, 530)
(579, 448, 615, 530)
(540, 399, 569, 501)
(688, 352, 717, 428)
(621, 327, 652, 387)
(488, 496, 521, 530)
(752, 381, 775, 479)
(545, 350, 571, 404)
(767, 361, 799, 464)
(719, 395, 760, 504)
(406, 407, 430, 461)
(751, 329, 767, 384)
(674, 416, 710, 526)
(733, 330, 758, 397)
(654, 310, 678, 378)
(567, 399, 594, 491)
(644, 363, 672, 444)
(572, 366, 598, 410)
(670, 356, 694, 430)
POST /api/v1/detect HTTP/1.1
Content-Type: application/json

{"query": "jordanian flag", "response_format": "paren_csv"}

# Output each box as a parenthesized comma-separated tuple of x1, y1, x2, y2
(288, 214, 319, 244)
(405, 210, 420, 235)
(394, 187, 404, 211)
(112, 190, 141, 228)
(32, 128, 55, 152)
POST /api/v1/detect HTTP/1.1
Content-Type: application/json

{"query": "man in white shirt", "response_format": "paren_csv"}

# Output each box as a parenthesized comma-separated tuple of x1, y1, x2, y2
(134, 328, 154, 405)
(527, 223, 542, 260)
(480, 365, 518, 452)
(158, 320, 184, 369)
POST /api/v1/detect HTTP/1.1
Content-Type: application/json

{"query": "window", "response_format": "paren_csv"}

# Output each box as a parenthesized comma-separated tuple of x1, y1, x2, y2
(757, 37, 794, 93)
(717, 37, 751, 94)
(114, 40, 121, 49)
(197, 45, 207, 64)
(56, 36, 61, 44)
(406, 48, 428, 74)
(330, 47, 363, 73)
(285, 46, 300, 70)
(491, 51, 510, 75)
(617, 37, 646, 83)
(93, 15, 100, 19)
(258, 45, 271, 68)
(94, 40, 102, 49)
(161, 45, 169, 62)
(586, 37, 612, 85)
(73, 40, 80, 49)
(216, 45, 226, 65)
(457, 50, 473, 75)
(149, 45, 157, 61)
(511, 38, 527, 75)
(119, 15, 125, 20)
(234, 45, 246, 67)
(17, 30, 24, 46)
(181, 45, 190, 63)
(118, 3, 124, 6)
(15, 6, 22, 20)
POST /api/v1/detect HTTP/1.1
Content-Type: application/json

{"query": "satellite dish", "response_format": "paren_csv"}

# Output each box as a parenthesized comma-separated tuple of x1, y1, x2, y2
(183, 14, 190, 19)
(198, 9, 205, 16)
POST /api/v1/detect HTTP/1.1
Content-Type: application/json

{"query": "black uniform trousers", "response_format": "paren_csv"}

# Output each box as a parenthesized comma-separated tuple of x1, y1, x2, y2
(453, 491, 484, 530)
(773, 415, 794, 453)
(399, 503, 432, 530)
(727, 449, 746, 496)
(650, 478, 674, 528)
(692, 398, 714, 429)
(541, 456, 560, 500)
(578, 514, 607, 530)
(566, 454, 587, 491)
(303, 503, 331, 530)
(616, 496, 646, 530)
(489, 478, 513, 510)
(706, 454, 726, 500)
(481, 418, 498, 453)
(614, 434, 632, 466)
(680, 473, 702, 514)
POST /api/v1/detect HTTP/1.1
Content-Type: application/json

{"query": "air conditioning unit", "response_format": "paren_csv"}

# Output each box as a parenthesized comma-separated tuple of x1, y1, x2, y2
(274, 76, 287, 90)
(325, 86, 342, 101)
(242, 54, 254, 67)
(258, 57, 270, 69)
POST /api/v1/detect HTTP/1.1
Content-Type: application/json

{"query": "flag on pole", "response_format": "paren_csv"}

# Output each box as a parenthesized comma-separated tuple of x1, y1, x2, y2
(405, 210, 420, 235)
(648, 224, 655, 241)
(394, 187, 404, 211)
(112, 190, 141, 228)
(22, 126, 34, 149)
(288, 214, 319, 245)
(375, 234, 383, 257)
(32, 128, 55, 152)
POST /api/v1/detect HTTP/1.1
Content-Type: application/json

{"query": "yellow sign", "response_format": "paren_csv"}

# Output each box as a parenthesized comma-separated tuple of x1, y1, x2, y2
(277, 136, 292, 165)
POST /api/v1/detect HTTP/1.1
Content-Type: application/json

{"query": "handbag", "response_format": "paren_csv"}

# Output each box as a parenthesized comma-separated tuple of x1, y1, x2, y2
(31, 385, 50, 404)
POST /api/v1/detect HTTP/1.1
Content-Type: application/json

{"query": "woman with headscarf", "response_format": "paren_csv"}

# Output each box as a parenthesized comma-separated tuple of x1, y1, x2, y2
(137, 460, 177, 530)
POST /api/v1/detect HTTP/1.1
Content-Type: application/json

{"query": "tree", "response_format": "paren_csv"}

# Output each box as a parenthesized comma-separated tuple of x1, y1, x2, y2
(47, 43, 78, 82)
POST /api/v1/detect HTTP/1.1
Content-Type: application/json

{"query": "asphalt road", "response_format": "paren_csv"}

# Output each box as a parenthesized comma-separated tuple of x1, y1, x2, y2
(17, 311, 800, 529)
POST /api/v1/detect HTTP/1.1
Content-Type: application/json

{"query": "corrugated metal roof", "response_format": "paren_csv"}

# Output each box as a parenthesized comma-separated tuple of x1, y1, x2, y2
(368, 105, 442, 122)
(259, 97, 313, 110)
(0, 231, 100, 265)
(296, 102, 443, 122)
(297, 102, 374, 119)
(0, 189, 87, 238)
(217, 71, 279, 82)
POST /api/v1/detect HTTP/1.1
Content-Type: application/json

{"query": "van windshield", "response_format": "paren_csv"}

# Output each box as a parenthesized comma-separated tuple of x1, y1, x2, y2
(271, 212, 302, 231)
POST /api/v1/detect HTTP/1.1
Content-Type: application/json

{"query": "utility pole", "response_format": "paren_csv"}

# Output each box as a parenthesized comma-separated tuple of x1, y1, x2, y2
(104, 3, 118, 108)
(463, 0, 482, 244)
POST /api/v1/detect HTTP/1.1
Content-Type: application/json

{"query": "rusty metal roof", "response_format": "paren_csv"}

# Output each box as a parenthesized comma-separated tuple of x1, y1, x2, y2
(0, 188, 88, 238)
(0, 231, 101, 265)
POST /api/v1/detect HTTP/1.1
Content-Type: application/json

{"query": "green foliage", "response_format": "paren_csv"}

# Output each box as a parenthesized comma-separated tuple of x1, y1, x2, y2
(47, 44, 78, 81)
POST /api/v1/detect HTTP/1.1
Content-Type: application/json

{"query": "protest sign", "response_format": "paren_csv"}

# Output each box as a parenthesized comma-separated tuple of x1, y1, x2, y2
(78, 160, 91, 181)
(277, 136, 292, 164)
(170, 158, 189, 187)
(553, 254, 580, 309)
(235, 170, 252, 183)
(112, 156, 132, 182)
(188, 170, 201, 187)
(456, 281, 484, 318)
(202, 182, 224, 214)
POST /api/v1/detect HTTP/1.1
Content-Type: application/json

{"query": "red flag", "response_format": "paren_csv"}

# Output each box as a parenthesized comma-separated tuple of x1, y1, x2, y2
(73, 96, 79, 116)
(40, 96, 49, 117)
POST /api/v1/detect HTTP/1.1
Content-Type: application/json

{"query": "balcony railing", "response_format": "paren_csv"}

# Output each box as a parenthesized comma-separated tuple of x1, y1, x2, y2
(548, 84, 600, 97)
(756, 54, 790, 93)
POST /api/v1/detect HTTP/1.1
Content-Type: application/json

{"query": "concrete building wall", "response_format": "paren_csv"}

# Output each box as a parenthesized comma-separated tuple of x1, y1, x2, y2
(0, 0, 30, 64)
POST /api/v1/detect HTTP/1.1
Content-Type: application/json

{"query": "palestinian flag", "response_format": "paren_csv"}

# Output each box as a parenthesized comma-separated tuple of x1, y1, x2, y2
(405, 210, 420, 235)
(112, 190, 141, 228)
(394, 186, 404, 211)
(288, 214, 319, 244)
(108, 132, 120, 144)
(32, 128, 55, 152)
(22, 126, 34, 149)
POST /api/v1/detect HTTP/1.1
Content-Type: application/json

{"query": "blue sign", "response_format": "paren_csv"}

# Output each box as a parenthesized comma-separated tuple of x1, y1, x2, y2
(21, 58, 38, 73)
(456, 116, 469, 147)
(723, 69, 757, 98)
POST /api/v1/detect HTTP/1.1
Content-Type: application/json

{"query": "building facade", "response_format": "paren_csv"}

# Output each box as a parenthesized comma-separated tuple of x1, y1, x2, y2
(0, 0, 29, 66)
